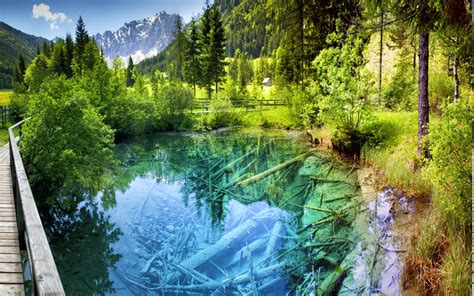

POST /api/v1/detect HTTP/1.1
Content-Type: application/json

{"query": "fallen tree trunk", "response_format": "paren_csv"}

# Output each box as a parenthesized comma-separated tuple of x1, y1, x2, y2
(317, 248, 356, 295)
(229, 237, 268, 267)
(180, 218, 258, 270)
(263, 221, 283, 261)
(236, 150, 316, 187)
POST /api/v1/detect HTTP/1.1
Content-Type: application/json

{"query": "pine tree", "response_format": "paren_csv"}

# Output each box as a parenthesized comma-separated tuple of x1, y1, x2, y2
(206, 4, 227, 97)
(65, 34, 74, 78)
(75, 16, 89, 59)
(200, 1, 214, 98)
(392, 0, 441, 157)
(185, 18, 201, 97)
(126, 56, 135, 87)
(53, 46, 67, 75)
(13, 53, 26, 85)
(174, 16, 185, 80)
(42, 41, 51, 57)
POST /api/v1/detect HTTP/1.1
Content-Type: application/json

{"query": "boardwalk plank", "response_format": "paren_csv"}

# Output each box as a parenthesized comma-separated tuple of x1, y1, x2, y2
(0, 263, 21, 273)
(0, 254, 20, 263)
(0, 247, 20, 254)
(0, 240, 18, 247)
(0, 284, 24, 295)
(0, 273, 23, 284)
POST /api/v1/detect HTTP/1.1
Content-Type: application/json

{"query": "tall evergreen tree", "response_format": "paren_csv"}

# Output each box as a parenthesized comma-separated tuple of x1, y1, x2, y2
(65, 34, 74, 78)
(185, 18, 201, 97)
(126, 56, 135, 87)
(42, 41, 51, 57)
(75, 16, 90, 59)
(206, 4, 227, 96)
(393, 0, 441, 156)
(200, 1, 214, 98)
(174, 16, 185, 80)
(52, 44, 67, 75)
(13, 53, 27, 87)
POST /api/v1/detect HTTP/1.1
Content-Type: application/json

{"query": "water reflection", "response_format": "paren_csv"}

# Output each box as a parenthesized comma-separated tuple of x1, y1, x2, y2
(44, 129, 368, 295)
(44, 200, 122, 295)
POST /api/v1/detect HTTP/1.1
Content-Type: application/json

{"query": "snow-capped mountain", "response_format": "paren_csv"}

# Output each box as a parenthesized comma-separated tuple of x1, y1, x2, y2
(94, 11, 180, 64)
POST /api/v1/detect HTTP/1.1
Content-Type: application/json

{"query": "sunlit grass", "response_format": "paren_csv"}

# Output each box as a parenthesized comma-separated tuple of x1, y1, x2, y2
(0, 90, 12, 106)
(362, 111, 430, 194)
(240, 106, 296, 128)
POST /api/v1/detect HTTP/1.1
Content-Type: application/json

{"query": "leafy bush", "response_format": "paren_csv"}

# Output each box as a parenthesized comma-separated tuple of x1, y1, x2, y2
(428, 73, 454, 113)
(424, 101, 471, 230)
(21, 76, 115, 204)
(383, 55, 416, 110)
(207, 98, 240, 128)
(313, 25, 373, 130)
(154, 83, 194, 130)
(103, 93, 157, 139)
(9, 93, 29, 122)
(332, 124, 365, 155)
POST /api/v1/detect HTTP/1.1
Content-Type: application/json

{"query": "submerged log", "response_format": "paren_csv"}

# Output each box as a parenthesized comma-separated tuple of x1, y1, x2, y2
(229, 237, 268, 267)
(236, 150, 316, 187)
(180, 218, 258, 270)
(263, 221, 283, 262)
(316, 248, 356, 295)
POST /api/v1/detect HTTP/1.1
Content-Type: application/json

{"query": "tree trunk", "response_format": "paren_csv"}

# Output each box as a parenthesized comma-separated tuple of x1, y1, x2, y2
(453, 55, 459, 102)
(378, 9, 384, 107)
(417, 32, 429, 157)
(413, 44, 417, 69)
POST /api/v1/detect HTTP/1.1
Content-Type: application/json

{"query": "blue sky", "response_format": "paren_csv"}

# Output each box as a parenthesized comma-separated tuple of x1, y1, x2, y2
(0, 0, 205, 40)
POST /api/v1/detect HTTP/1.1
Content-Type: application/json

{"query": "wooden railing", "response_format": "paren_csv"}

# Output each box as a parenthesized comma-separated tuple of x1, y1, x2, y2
(8, 119, 65, 296)
(192, 98, 287, 111)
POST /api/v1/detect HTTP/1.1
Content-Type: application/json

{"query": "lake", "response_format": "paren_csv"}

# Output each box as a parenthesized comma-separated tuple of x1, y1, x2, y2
(43, 128, 404, 295)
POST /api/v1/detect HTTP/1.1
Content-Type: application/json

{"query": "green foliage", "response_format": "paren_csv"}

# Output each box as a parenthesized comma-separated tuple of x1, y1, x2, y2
(206, 98, 240, 128)
(24, 54, 51, 93)
(154, 83, 194, 130)
(21, 76, 115, 203)
(383, 53, 416, 110)
(0, 21, 47, 88)
(331, 124, 365, 155)
(428, 72, 454, 112)
(424, 101, 471, 230)
(313, 24, 373, 130)
(200, 4, 227, 97)
(126, 57, 135, 87)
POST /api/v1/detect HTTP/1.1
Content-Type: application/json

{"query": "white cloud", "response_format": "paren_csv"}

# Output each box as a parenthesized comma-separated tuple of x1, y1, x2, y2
(32, 3, 69, 30)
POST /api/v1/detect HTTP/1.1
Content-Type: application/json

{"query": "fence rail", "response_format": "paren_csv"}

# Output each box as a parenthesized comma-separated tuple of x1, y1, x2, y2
(8, 119, 65, 296)
(191, 98, 287, 111)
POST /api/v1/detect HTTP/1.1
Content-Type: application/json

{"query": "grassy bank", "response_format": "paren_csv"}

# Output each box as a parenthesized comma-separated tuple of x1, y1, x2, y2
(361, 111, 430, 195)
(361, 109, 471, 295)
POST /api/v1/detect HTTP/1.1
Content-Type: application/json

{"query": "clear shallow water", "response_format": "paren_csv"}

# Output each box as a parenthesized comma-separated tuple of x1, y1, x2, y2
(42, 128, 404, 295)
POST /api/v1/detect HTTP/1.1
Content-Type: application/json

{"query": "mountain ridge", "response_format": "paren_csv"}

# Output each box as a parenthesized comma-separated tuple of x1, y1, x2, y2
(94, 11, 180, 64)
(0, 21, 48, 88)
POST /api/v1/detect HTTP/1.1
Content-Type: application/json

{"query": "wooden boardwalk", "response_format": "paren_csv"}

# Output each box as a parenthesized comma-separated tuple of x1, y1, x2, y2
(0, 146, 24, 295)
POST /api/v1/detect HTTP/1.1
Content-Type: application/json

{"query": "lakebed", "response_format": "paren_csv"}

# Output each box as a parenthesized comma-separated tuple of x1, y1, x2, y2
(44, 128, 412, 295)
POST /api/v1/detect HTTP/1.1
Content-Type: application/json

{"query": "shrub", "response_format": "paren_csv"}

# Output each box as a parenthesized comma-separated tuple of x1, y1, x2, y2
(154, 83, 193, 130)
(21, 76, 115, 204)
(383, 55, 416, 110)
(424, 101, 471, 230)
(428, 73, 454, 113)
(207, 98, 240, 128)
(331, 124, 365, 156)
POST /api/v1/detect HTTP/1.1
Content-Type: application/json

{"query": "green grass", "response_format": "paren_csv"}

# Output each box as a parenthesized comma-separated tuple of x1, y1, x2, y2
(240, 107, 296, 128)
(361, 111, 430, 194)
(0, 90, 12, 106)
(0, 128, 8, 146)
